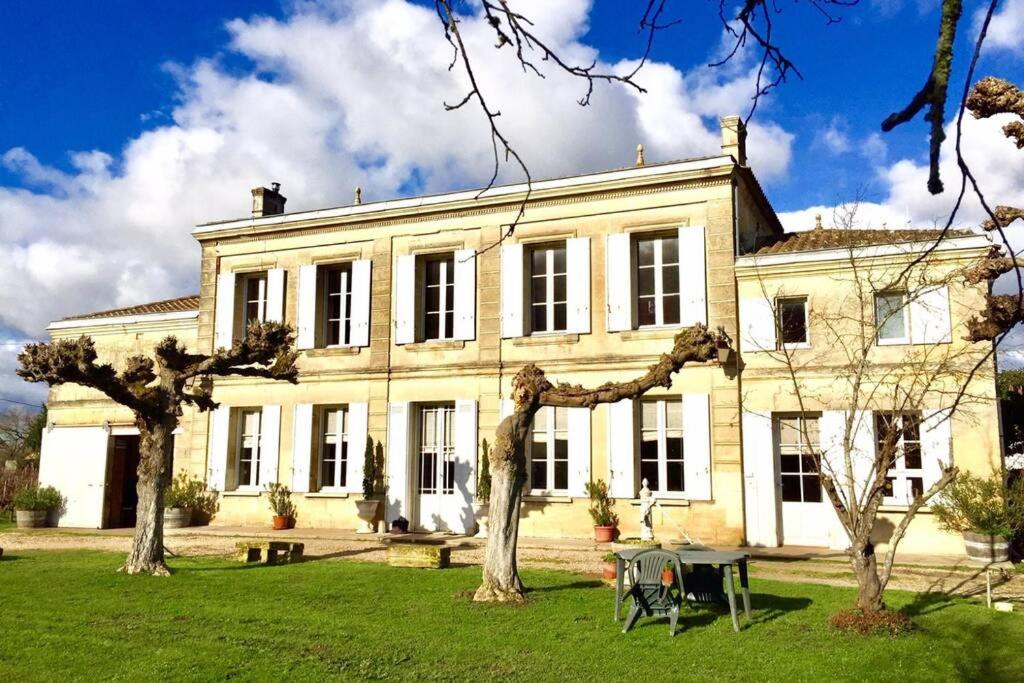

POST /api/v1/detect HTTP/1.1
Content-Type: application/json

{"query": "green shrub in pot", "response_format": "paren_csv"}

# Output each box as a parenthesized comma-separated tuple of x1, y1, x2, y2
(931, 472, 1024, 562)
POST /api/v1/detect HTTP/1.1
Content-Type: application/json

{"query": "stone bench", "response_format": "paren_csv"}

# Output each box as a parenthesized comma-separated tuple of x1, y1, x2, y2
(384, 538, 451, 569)
(234, 540, 304, 565)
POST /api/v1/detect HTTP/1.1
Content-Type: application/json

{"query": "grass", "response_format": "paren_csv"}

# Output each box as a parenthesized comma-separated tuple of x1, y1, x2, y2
(0, 551, 1022, 681)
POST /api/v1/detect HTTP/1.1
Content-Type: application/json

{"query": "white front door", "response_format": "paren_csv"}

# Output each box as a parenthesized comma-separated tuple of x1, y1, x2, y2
(775, 415, 833, 546)
(38, 426, 111, 528)
(415, 404, 460, 532)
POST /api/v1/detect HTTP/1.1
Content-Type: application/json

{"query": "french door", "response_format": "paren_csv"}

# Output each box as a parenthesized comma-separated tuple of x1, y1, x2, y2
(415, 404, 457, 531)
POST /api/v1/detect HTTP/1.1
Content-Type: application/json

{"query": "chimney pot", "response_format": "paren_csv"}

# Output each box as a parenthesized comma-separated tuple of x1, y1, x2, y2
(720, 115, 747, 166)
(251, 184, 287, 217)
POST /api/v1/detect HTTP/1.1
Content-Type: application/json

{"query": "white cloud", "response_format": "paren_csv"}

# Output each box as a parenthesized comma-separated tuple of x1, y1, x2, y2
(815, 117, 851, 154)
(976, 0, 1024, 55)
(0, 0, 795, 402)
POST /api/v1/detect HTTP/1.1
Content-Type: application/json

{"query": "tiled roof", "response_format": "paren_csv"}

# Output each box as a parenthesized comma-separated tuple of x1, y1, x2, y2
(63, 295, 200, 321)
(753, 228, 975, 255)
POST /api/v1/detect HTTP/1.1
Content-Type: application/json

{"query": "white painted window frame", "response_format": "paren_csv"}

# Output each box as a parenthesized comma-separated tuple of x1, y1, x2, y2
(529, 244, 568, 335)
(241, 272, 268, 330)
(874, 291, 910, 346)
(318, 406, 349, 491)
(775, 413, 822, 503)
(636, 235, 680, 328)
(235, 408, 263, 490)
(877, 412, 925, 506)
(417, 404, 456, 495)
(423, 256, 455, 341)
(528, 406, 570, 495)
(639, 398, 686, 496)
(322, 265, 353, 347)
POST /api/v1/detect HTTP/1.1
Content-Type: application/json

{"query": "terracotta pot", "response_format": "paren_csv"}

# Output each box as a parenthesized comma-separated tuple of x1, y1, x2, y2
(593, 525, 616, 543)
(661, 569, 675, 586)
(964, 531, 1011, 563)
(602, 561, 617, 581)
(272, 515, 290, 530)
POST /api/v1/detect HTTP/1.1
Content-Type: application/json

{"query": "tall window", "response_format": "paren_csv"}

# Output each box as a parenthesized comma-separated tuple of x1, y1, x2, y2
(241, 273, 268, 337)
(319, 407, 348, 490)
(528, 406, 569, 493)
(530, 244, 567, 334)
(777, 297, 808, 346)
(423, 255, 455, 341)
(236, 409, 262, 488)
(418, 405, 455, 495)
(876, 412, 923, 504)
(640, 399, 684, 493)
(323, 264, 353, 346)
(636, 234, 680, 327)
(875, 291, 908, 343)
(776, 415, 821, 503)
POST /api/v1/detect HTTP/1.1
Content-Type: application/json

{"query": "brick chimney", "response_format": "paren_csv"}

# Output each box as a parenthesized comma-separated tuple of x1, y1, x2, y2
(251, 182, 287, 217)
(720, 116, 747, 166)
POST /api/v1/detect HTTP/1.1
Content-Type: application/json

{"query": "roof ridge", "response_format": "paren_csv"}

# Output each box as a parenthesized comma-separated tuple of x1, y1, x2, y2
(63, 294, 200, 321)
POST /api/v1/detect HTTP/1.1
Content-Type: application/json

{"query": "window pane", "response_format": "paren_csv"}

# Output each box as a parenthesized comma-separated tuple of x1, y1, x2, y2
(662, 295, 680, 325)
(801, 454, 819, 474)
(662, 265, 680, 295)
(444, 311, 454, 338)
(533, 408, 548, 432)
(532, 276, 547, 304)
(553, 274, 566, 303)
(903, 444, 922, 470)
(780, 453, 800, 474)
(662, 237, 679, 264)
(640, 460, 659, 492)
(909, 477, 924, 499)
(666, 401, 682, 430)
(638, 298, 656, 326)
(637, 267, 655, 297)
(553, 303, 567, 331)
(531, 460, 547, 490)
(532, 305, 548, 332)
(424, 313, 440, 340)
(321, 458, 336, 489)
(425, 260, 441, 285)
(781, 475, 801, 502)
(555, 436, 568, 465)
(803, 475, 822, 502)
(778, 418, 800, 447)
(552, 247, 566, 274)
(637, 239, 655, 267)
(424, 285, 440, 313)
(779, 299, 807, 344)
(876, 293, 906, 340)
(240, 459, 253, 487)
(554, 407, 568, 430)
(666, 461, 684, 492)
(665, 436, 683, 463)
(803, 418, 820, 447)
(531, 249, 547, 276)
(641, 402, 658, 428)
(554, 460, 568, 491)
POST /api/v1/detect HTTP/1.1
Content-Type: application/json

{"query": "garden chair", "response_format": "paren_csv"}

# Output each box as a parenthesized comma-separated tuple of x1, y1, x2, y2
(621, 549, 686, 636)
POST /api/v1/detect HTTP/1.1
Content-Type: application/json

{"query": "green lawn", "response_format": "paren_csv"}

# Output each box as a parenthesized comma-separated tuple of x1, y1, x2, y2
(0, 551, 1021, 681)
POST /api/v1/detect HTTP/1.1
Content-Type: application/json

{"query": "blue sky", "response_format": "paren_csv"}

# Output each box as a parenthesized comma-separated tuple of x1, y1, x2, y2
(0, 0, 1023, 404)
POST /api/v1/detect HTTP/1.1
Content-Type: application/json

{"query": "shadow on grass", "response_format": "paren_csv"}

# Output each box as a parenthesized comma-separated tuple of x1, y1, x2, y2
(527, 579, 605, 594)
(303, 547, 382, 562)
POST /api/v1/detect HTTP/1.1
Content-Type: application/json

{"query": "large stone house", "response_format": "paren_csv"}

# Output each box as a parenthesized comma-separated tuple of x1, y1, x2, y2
(38, 117, 1002, 554)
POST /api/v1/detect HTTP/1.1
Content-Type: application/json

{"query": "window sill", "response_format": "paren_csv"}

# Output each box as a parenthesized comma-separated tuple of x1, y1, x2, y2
(305, 346, 361, 357)
(630, 496, 691, 507)
(620, 327, 682, 341)
(512, 333, 579, 347)
(781, 342, 811, 350)
(404, 340, 465, 351)
(522, 495, 574, 504)
(878, 504, 932, 513)
(304, 491, 351, 499)
(876, 338, 908, 347)
(223, 489, 261, 498)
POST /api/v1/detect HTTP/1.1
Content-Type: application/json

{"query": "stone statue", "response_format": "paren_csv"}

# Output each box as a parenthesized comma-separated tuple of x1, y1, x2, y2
(639, 478, 655, 541)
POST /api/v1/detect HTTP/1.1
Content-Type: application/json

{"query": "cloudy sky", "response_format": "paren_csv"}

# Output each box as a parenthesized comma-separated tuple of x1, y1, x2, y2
(1, 0, 1023, 406)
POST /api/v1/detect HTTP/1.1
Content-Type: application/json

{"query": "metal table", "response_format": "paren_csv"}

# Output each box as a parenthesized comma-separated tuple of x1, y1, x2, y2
(614, 548, 752, 632)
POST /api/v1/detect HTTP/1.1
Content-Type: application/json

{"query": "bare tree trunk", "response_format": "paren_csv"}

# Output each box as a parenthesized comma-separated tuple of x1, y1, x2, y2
(474, 408, 534, 603)
(121, 421, 175, 576)
(851, 542, 885, 612)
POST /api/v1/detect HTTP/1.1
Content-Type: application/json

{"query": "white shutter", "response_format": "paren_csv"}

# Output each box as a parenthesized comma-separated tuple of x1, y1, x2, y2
(266, 268, 286, 323)
(296, 265, 318, 350)
(683, 393, 712, 500)
(910, 285, 951, 344)
(501, 243, 525, 338)
(818, 410, 857, 549)
(739, 297, 776, 352)
(346, 402, 370, 493)
(607, 399, 635, 498)
(208, 406, 230, 491)
(291, 404, 313, 493)
(678, 225, 707, 326)
(568, 407, 592, 497)
(386, 402, 411, 521)
(350, 259, 372, 347)
(214, 272, 236, 349)
(741, 410, 779, 547)
(566, 237, 591, 334)
(258, 405, 281, 486)
(394, 255, 416, 345)
(850, 410, 877, 504)
(455, 400, 478, 503)
(921, 408, 952, 490)
(454, 249, 476, 341)
(819, 411, 848, 498)
(605, 233, 633, 332)
(499, 399, 515, 420)
(38, 426, 109, 528)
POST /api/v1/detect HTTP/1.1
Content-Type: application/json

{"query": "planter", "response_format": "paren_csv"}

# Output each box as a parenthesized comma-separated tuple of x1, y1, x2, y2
(45, 508, 60, 527)
(602, 561, 617, 581)
(355, 499, 380, 534)
(164, 507, 192, 529)
(272, 515, 291, 531)
(472, 500, 489, 538)
(593, 525, 617, 543)
(611, 538, 661, 554)
(661, 569, 675, 586)
(964, 531, 1011, 563)
(15, 510, 46, 528)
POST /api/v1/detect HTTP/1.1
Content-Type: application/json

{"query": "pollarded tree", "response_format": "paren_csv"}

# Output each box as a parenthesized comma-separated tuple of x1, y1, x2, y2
(476, 324, 728, 603)
(17, 321, 298, 576)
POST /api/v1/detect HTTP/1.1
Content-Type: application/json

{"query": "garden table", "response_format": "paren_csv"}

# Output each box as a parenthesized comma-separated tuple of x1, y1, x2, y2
(614, 548, 752, 632)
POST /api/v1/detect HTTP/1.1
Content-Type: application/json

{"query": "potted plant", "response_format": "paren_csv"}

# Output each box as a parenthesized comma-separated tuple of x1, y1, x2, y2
(602, 552, 618, 581)
(265, 482, 296, 530)
(163, 471, 202, 528)
(13, 485, 59, 528)
(585, 479, 619, 542)
(473, 438, 491, 538)
(37, 485, 65, 527)
(931, 472, 1024, 563)
(355, 435, 379, 534)
(661, 560, 676, 586)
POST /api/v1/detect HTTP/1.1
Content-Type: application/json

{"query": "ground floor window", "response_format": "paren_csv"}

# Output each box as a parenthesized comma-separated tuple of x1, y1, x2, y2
(319, 406, 348, 490)
(235, 408, 262, 488)
(418, 404, 455, 495)
(640, 399, 684, 494)
(528, 406, 569, 493)
(876, 411, 923, 505)
(776, 414, 822, 503)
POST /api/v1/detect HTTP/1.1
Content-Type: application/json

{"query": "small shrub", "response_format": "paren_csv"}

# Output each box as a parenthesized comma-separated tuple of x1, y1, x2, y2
(13, 484, 62, 512)
(585, 479, 618, 528)
(828, 608, 913, 636)
(477, 439, 491, 503)
(265, 482, 296, 518)
(36, 485, 64, 513)
(931, 472, 1024, 537)
(602, 552, 618, 563)
(362, 436, 375, 499)
(165, 472, 219, 522)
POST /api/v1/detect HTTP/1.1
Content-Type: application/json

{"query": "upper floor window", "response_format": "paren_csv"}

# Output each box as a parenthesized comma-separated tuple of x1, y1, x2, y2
(239, 272, 268, 338)
(423, 255, 455, 341)
(876, 412, 923, 505)
(236, 408, 263, 489)
(530, 244, 568, 334)
(640, 398, 684, 494)
(528, 406, 569, 493)
(323, 264, 353, 347)
(319, 406, 349, 491)
(637, 234, 680, 327)
(777, 297, 809, 346)
(875, 291, 908, 344)
(776, 414, 821, 502)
